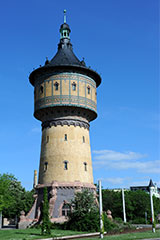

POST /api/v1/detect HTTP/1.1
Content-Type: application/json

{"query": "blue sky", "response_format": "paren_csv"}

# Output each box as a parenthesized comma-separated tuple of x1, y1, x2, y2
(0, 0, 159, 190)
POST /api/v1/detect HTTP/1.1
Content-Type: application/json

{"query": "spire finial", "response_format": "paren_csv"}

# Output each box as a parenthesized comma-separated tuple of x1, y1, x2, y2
(64, 9, 66, 23)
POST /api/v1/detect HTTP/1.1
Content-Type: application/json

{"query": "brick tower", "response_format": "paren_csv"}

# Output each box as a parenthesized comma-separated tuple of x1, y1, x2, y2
(20, 11, 101, 226)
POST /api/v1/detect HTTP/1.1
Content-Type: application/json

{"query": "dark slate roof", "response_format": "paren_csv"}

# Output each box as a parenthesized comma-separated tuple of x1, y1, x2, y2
(48, 42, 84, 67)
(148, 179, 155, 188)
(29, 22, 101, 87)
(60, 23, 71, 31)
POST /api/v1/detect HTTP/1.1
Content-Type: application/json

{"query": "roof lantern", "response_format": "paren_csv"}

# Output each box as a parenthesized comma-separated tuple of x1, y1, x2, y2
(60, 10, 71, 40)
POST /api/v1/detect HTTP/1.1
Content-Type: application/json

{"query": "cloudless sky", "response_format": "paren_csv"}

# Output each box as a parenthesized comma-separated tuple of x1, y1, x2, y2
(0, 0, 159, 190)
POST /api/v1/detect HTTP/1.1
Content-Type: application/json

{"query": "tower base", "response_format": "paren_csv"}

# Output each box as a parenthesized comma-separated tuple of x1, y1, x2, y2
(18, 181, 96, 229)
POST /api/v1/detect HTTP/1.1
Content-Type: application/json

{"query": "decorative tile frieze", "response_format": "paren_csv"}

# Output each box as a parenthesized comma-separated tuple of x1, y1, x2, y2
(42, 119, 90, 130)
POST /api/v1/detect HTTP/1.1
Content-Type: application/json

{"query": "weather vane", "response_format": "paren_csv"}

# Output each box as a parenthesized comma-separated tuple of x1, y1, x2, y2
(64, 9, 66, 23)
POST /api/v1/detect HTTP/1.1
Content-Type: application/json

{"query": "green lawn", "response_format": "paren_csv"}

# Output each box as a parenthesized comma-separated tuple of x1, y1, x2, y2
(0, 228, 86, 240)
(0, 228, 160, 240)
(85, 230, 160, 240)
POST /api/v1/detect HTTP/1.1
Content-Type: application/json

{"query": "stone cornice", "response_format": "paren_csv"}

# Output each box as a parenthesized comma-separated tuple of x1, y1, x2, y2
(35, 181, 96, 190)
(42, 119, 90, 130)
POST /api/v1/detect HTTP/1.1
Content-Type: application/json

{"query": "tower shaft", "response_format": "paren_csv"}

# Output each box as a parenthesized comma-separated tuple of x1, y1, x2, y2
(39, 124, 93, 184)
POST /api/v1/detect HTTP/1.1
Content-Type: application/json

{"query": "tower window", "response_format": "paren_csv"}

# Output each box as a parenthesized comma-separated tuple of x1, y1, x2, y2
(54, 82, 59, 91)
(64, 161, 68, 170)
(40, 85, 43, 94)
(72, 82, 76, 91)
(83, 136, 85, 143)
(64, 134, 67, 141)
(87, 86, 90, 94)
(44, 162, 48, 171)
(46, 136, 49, 143)
(84, 162, 87, 171)
(62, 203, 71, 217)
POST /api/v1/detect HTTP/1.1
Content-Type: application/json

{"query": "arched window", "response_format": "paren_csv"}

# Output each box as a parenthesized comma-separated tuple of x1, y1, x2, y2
(72, 82, 76, 91)
(46, 136, 49, 143)
(44, 162, 48, 171)
(83, 136, 85, 143)
(40, 85, 43, 94)
(84, 162, 87, 171)
(54, 82, 59, 91)
(62, 203, 71, 217)
(63, 161, 68, 170)
(87, 86, 90, 94)
(64, 134, 67, 141)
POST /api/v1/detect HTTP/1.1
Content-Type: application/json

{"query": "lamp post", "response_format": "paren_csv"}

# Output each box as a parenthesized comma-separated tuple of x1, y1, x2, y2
(150, 186, 155, 233)
(0, 211, 2, 229)
(122, 188, 127, 223)
(99, 180, 104, 239)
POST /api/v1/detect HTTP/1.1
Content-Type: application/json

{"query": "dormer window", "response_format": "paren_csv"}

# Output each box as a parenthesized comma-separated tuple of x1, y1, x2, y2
(72, 82, 76, 91)
(54, 82, 59, 91)
(87, 86, 90, 94)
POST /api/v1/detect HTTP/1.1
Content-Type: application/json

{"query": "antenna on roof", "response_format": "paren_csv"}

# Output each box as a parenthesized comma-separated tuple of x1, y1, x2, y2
(64, 9, 66, 23)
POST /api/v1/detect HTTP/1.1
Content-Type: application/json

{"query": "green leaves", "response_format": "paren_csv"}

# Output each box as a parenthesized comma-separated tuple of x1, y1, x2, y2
(41, 187, 51, 236)
(102, 189, 160, 223)
(0, 173, 34, 219)
(66, 189, 99, 232)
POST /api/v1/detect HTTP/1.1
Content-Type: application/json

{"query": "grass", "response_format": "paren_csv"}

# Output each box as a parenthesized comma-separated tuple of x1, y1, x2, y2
(0, 228, 159, 240)
(0, 228, 86, 240)
(84, 229, 160, 240)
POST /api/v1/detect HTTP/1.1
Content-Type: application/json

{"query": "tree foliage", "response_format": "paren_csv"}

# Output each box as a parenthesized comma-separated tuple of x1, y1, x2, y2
(102, 189, 160, 223)
(0, 173, 34, 219)
(66, 189, 100, 231)
(70, 189, 98, 217)
(41, 187, 51, 235)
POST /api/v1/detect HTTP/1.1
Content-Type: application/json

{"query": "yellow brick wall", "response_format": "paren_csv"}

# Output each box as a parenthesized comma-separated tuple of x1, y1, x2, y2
(38, 125, 93, 184)
(34, 73, 97, 113)
(62, 80, 69, 95)
(46, 81, 52, 97)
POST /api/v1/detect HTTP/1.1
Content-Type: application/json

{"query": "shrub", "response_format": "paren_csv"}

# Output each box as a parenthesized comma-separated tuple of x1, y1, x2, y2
(103, 214, 120, 233)
(131, 218, 146, 224)
(67, 210, 100, 232)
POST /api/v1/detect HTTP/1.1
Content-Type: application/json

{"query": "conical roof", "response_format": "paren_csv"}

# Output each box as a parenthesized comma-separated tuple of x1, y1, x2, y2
(29, 17, 101, 87)
(49, 41, 84, 67)
(148, 179, 155, 188)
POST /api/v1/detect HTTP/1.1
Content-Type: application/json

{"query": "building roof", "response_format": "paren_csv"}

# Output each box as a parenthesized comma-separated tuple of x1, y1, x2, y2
(29, 14, 101, 87)
(148, 179, 155, 188)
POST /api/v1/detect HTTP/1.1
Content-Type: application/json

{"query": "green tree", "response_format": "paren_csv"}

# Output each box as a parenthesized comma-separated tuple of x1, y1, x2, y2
(126, 190, 151, 221)
(41, 187, 51, 235)
(102, 189, 123, 218)
(102, 189, 160, 223)
(0, 174, 13, 212)
(66, 189, 99, 231)
(153, 196, 160, 222)
(0, 173, 34, 219)
(70, 189, 98, 217)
